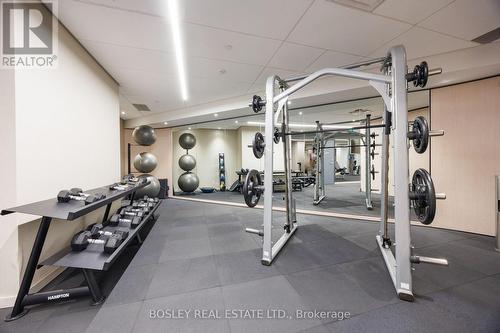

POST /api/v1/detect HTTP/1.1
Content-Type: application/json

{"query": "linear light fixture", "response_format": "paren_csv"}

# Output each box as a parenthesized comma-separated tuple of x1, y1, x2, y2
(168, 0, 188, 101)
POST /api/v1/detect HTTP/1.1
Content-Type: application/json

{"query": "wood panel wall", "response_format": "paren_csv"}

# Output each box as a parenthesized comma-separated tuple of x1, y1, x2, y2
(431, 76, 500, 236)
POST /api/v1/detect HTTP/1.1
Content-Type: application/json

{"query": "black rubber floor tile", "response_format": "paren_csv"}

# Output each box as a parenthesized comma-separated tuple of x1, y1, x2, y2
(105, 264, 157, 306)
(214, 249, 281, 286)
(37, 308, 99, 333)
(159, 236, 212, 262)
(222, 276, 322, 333)
(286, 264, 397, 323)
(133, 287, 230, 333)
(145, 256, 219, 299)
(85, 301, 142, 333)
(209, 231, 260, 255)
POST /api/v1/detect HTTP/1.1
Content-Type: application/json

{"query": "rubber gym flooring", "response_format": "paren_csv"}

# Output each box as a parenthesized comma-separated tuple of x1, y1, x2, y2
(1, 199, 499, 333)
(176, 182, 399, 219)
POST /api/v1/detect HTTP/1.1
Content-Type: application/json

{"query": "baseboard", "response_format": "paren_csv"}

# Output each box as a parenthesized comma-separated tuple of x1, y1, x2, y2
(0, 266, 66, 309)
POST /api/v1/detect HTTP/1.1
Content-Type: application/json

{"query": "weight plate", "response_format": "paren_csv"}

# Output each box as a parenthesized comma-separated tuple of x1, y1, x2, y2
(411, 168, 436, 225)
(252, 132, 265, 159)
(252, 95, 263, 113)
(412, 116, 429, 154)
(273, 128, 280, 144)
(243, 169, 262, 207)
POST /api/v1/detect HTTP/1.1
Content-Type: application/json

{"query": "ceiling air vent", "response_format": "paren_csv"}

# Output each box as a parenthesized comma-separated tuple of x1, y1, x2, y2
(132, 104, 151, 112)
(325, 0, 385, 12)
(472, 27, 500, 44)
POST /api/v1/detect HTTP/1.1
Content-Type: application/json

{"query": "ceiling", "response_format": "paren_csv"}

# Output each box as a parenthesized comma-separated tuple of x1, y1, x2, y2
(49, 0, 500, 125)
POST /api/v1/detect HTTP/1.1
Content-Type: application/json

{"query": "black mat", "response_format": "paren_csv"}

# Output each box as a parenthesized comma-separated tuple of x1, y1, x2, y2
(2, 199, 499, 333)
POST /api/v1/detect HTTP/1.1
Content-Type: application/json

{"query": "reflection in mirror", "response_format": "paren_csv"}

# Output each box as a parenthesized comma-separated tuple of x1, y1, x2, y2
(171, 90, 429, 219)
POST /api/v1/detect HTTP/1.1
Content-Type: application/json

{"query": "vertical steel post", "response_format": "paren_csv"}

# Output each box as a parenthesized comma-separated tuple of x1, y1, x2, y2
(365, 114, 373, 209)
(282, 86, 295, 229)
(261, 76, 276, 265)
(380, 64, 391, 246)
(391, 46, 413, 301)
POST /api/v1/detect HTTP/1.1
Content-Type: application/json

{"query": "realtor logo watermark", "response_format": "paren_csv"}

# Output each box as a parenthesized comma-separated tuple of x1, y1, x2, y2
(1, 0, 58, 68)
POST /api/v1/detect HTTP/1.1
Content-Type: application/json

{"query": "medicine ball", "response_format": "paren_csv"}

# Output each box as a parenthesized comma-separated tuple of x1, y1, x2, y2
(132, 125, 157, 146)
(179, 133, 196, 150)
(178, 172, 199, 192)
(178, 154, 196, 172)
(133, 152, 158, 173)
(135, 174, 161, 197)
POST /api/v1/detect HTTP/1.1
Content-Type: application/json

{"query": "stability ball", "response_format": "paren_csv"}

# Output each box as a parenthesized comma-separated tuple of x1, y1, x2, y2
(179, 133, 196, 150)
(132, 125, 157, 146)
(134, 152, 158, 173)
(135, 174, 161, 198)
(178, 154, 196, 171)
(178, 172, 199, 192)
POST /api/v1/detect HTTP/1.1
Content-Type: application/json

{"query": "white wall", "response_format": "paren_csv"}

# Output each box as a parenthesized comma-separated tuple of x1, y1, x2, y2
(172, 129, 239, 192)
(0, 14, 120, 308)
(239, 126, 284, 172)
(292, 141, 307, 172)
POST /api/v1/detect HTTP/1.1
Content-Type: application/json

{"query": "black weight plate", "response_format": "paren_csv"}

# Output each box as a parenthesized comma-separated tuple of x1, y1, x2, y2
(252, 95, 263, 113)
(273, 128, 280, 144)
(412, 116, 429, 154)
(411, 168, 436, 225)
(243, 169, 262, 207)
(252, 132, 265, 159)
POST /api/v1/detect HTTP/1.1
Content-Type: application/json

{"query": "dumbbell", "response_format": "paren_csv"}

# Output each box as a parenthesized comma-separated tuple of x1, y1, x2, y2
(71, 230, 127, 254)
(132, 201, 155, 209)
(125, 204, 150, 213)
(86, 223, 129, 239)
(119, 206, 145, 218)
(69, 188, 106, 201)
(142, 196, 159, 203)
(109, 214, 141, 229)
(57, 190, 103, 205)
(109, 183, 129, 191)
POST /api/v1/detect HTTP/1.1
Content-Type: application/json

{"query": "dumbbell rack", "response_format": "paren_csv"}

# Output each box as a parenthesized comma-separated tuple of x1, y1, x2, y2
(0, 181, 158, 321)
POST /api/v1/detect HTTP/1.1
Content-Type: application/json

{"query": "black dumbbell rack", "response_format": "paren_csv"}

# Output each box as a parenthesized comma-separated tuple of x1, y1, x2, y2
(0, 181, 159, 321)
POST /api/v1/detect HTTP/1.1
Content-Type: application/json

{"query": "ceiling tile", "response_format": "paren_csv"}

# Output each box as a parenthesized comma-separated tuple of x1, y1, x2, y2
(182, 0, 313, 40)
(187, 58, 263, 84)
(419, 0, 500, 41)
(184, 24, 282, 66)
(57, 0, 172, 51)
(268, 42, 325, 71)
(373, 0, 454, 24)
(80, 39, 177, 74)
(73, 0, 166, 16)
(369, 27, 478, 60)
(287, 1, 411, 56)
(254, 67, 303, 86)
(305, 50, 366, 72)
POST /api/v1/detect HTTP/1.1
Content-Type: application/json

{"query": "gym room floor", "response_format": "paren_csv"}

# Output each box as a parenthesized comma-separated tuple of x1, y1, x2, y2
(175, 182, 401, 219)
(2, 199, 499, 333)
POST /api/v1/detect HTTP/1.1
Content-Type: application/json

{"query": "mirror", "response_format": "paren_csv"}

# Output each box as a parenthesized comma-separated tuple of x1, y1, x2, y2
(171, 90, 430, 220)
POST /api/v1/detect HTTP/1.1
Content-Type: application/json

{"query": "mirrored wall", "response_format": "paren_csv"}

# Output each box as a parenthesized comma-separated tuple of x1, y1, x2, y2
(171, 90, 430, 219)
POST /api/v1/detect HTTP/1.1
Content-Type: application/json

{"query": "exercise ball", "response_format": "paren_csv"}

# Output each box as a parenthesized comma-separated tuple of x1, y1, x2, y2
(179, 133, 196, 150)
(178, 154, 196, 171)
(178, 172, 199, 192)
(132, 125, 157, 146)
(133, 152, 158, 173)
(135, 174, 161, 198)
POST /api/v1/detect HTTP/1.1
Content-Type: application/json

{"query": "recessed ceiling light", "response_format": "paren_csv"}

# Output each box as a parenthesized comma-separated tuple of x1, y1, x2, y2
(225, 44, 233, 50)
(218, 127, 221, 130)
(214, 113, 218, 117)
(287, 101, 291, 105)
(167, 0, 188, 101)
(121, 111, 126, 115)
(234, 120, 238, 124)
(188, 127, 192, 130)
(299, 111, 303, 115)
(164, 121, 168, 125)
(219, 69, 227, 74)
